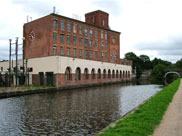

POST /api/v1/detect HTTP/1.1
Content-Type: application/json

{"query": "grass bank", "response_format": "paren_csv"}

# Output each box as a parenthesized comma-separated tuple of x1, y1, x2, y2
(99, 78, 181, 136)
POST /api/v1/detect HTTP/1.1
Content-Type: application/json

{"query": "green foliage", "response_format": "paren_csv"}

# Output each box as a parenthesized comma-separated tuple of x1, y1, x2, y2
(100, 79, 180, 136)
(139, 55, 152, 70)
(175, 59, 182, 68)
(136, 64, 142, 79)
(151, 58, 172, 69)
(151, 64, 166, 81)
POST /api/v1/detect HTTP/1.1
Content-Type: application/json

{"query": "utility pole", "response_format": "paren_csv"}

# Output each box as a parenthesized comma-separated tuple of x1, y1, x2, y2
(22, 37, 25, 85)
(9, 39, 12, 86)
(15, 37, 18, 86)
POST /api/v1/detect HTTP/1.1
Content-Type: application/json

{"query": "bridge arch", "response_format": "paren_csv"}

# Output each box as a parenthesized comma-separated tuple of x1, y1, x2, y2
(164, 71, 180, 79)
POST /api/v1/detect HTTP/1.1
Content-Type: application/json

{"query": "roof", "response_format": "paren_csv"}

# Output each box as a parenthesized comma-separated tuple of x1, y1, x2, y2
(85, 10, 109, 15)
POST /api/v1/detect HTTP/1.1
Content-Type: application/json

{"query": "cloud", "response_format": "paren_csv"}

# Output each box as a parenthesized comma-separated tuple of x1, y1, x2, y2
(11, 0, 54, 16)
(132, 36, 182, 62)
(92, 0, 122, 16)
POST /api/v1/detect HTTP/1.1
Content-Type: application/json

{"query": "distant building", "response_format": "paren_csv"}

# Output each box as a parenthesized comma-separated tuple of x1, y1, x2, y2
(0, 10, 132, 87)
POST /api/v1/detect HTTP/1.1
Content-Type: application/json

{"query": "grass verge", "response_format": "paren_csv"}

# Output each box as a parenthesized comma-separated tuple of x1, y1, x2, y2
(99, 78, 181, 136)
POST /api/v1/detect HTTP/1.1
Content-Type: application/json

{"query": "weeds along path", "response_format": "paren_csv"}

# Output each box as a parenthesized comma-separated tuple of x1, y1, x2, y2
(153, 79, 182, 136)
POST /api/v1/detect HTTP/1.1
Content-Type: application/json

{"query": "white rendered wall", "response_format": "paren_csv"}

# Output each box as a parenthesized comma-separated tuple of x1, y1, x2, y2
(0, 56, 132, 75)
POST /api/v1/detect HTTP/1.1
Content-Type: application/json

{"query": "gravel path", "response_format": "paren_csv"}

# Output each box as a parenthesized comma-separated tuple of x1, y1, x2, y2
(153, 79, 182, 136)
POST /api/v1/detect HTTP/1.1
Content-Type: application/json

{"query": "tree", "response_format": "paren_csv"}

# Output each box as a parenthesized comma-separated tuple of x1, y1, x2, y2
(151, 64, 166, 81)
(124, 52, 139, 69)
(175, 59, 182, 68)
(139, 55, 151, 70)
(136, 64, 142, 79)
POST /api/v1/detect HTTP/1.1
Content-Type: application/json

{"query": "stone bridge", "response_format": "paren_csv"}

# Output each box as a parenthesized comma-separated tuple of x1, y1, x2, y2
(164, 69, 182, 79)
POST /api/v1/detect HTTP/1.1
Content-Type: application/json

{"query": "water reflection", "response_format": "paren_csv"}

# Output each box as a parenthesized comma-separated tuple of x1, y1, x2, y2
(0, 83, 162, 135)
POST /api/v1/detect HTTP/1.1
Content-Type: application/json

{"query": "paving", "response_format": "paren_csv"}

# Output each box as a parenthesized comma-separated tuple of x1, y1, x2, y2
(153, 79, 182, 136)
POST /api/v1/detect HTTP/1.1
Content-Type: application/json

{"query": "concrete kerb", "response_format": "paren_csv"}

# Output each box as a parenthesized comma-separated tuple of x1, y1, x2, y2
(0, 80, 131, 99)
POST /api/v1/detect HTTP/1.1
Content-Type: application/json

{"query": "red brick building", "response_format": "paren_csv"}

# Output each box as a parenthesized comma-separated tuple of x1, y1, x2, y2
(16, 10, 132, 87)
(24, 10, 121, 64)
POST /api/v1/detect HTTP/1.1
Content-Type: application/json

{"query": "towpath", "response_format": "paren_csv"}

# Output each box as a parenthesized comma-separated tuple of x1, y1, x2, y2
(153, 79, 182, 136)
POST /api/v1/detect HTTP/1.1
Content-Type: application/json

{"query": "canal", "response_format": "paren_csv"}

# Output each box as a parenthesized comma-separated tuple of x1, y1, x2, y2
(0, 83, 162, 135)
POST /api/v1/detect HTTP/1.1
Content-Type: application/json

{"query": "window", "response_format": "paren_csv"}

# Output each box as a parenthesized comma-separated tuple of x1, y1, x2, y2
(105, 43, 107, 49)
(95, 40, 98, 48)
(60, 34, 64, 43)
(84, 68, 89, 80)
(73, 48, 76, 56)
(79, 26, 82, 34)
(97, 69, 101, 79)
(53, 19, 57, 29)
(116, 70, 119, 78)
(67, 23, 71, 32)
(101, 52, 104, 59)
(89, 40, 93, 47)
(108, 69, 111, 78)
(85, 28, 88, 36)
(101, 31, 104, 39)
(95, 51, 98, 59)
(103, 69, 106, 79)
(95, 30, 98, 38)
(101, 41, 104, 49)
(67, 35, 70, 44)
(91, 69, 95, 79)
(53, 32, 57, 42)
(105, 32, 107, 40)
(73, 24, 77, 33)
(112, 70, 115, 78)
(60, 46, 64, 56)
(111, 54, 113, 60)
(65, 67, 72, 80)
(1, 67, 3, 72)
(67, 47, 70, 56)
(114, 55, 117, 60)
(89, 50, 93, 58)
(75, 67, 81, 80)
(79, 49, 82, 57)
(103, 20, 105, 26)
(73, 36, 76, 45)
(112, 37, 116, 44)
(89, 29, 93, 37)
(60, 21, 64, 30)
(85, 39, 88, 46)
(79, 37, 82, 45)
(53, 46, 57, 55)
(85, 50, 88, 58)
(105, 52, 108, 59)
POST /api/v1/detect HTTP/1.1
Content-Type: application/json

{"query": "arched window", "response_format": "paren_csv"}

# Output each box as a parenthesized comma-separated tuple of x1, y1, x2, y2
(116, 70, 119, 78)
(126, 71, 128, 78)
(112, 70, 115, 78)
(123, 71, 125, 78)
(128, 71, 130, 78)
(108, 69, 111, 79)
(65, 67, 72, 80)
(91, 68, 95, 79)
(120, 70, 122, 78)
(97, 68, 101, 79)
(84, 68, 89, 80)
(103, 69, 106, 79)
(75, 67, 81, 80)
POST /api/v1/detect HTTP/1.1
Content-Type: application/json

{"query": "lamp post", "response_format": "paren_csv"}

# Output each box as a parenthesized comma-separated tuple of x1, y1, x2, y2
(15, 37, 18, 86)
(9, 39, 12, 86)
(22, 37, 25, 85)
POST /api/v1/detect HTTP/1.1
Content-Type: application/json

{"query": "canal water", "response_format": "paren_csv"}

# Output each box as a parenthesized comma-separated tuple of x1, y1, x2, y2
(0, 83, 162, 136)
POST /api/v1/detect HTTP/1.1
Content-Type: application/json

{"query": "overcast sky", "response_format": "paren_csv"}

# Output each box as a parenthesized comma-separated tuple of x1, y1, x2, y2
(0, 0, 182, 63)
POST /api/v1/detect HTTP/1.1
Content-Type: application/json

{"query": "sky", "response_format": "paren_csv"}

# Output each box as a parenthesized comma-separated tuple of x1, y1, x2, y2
(0, 0, 182, 63)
